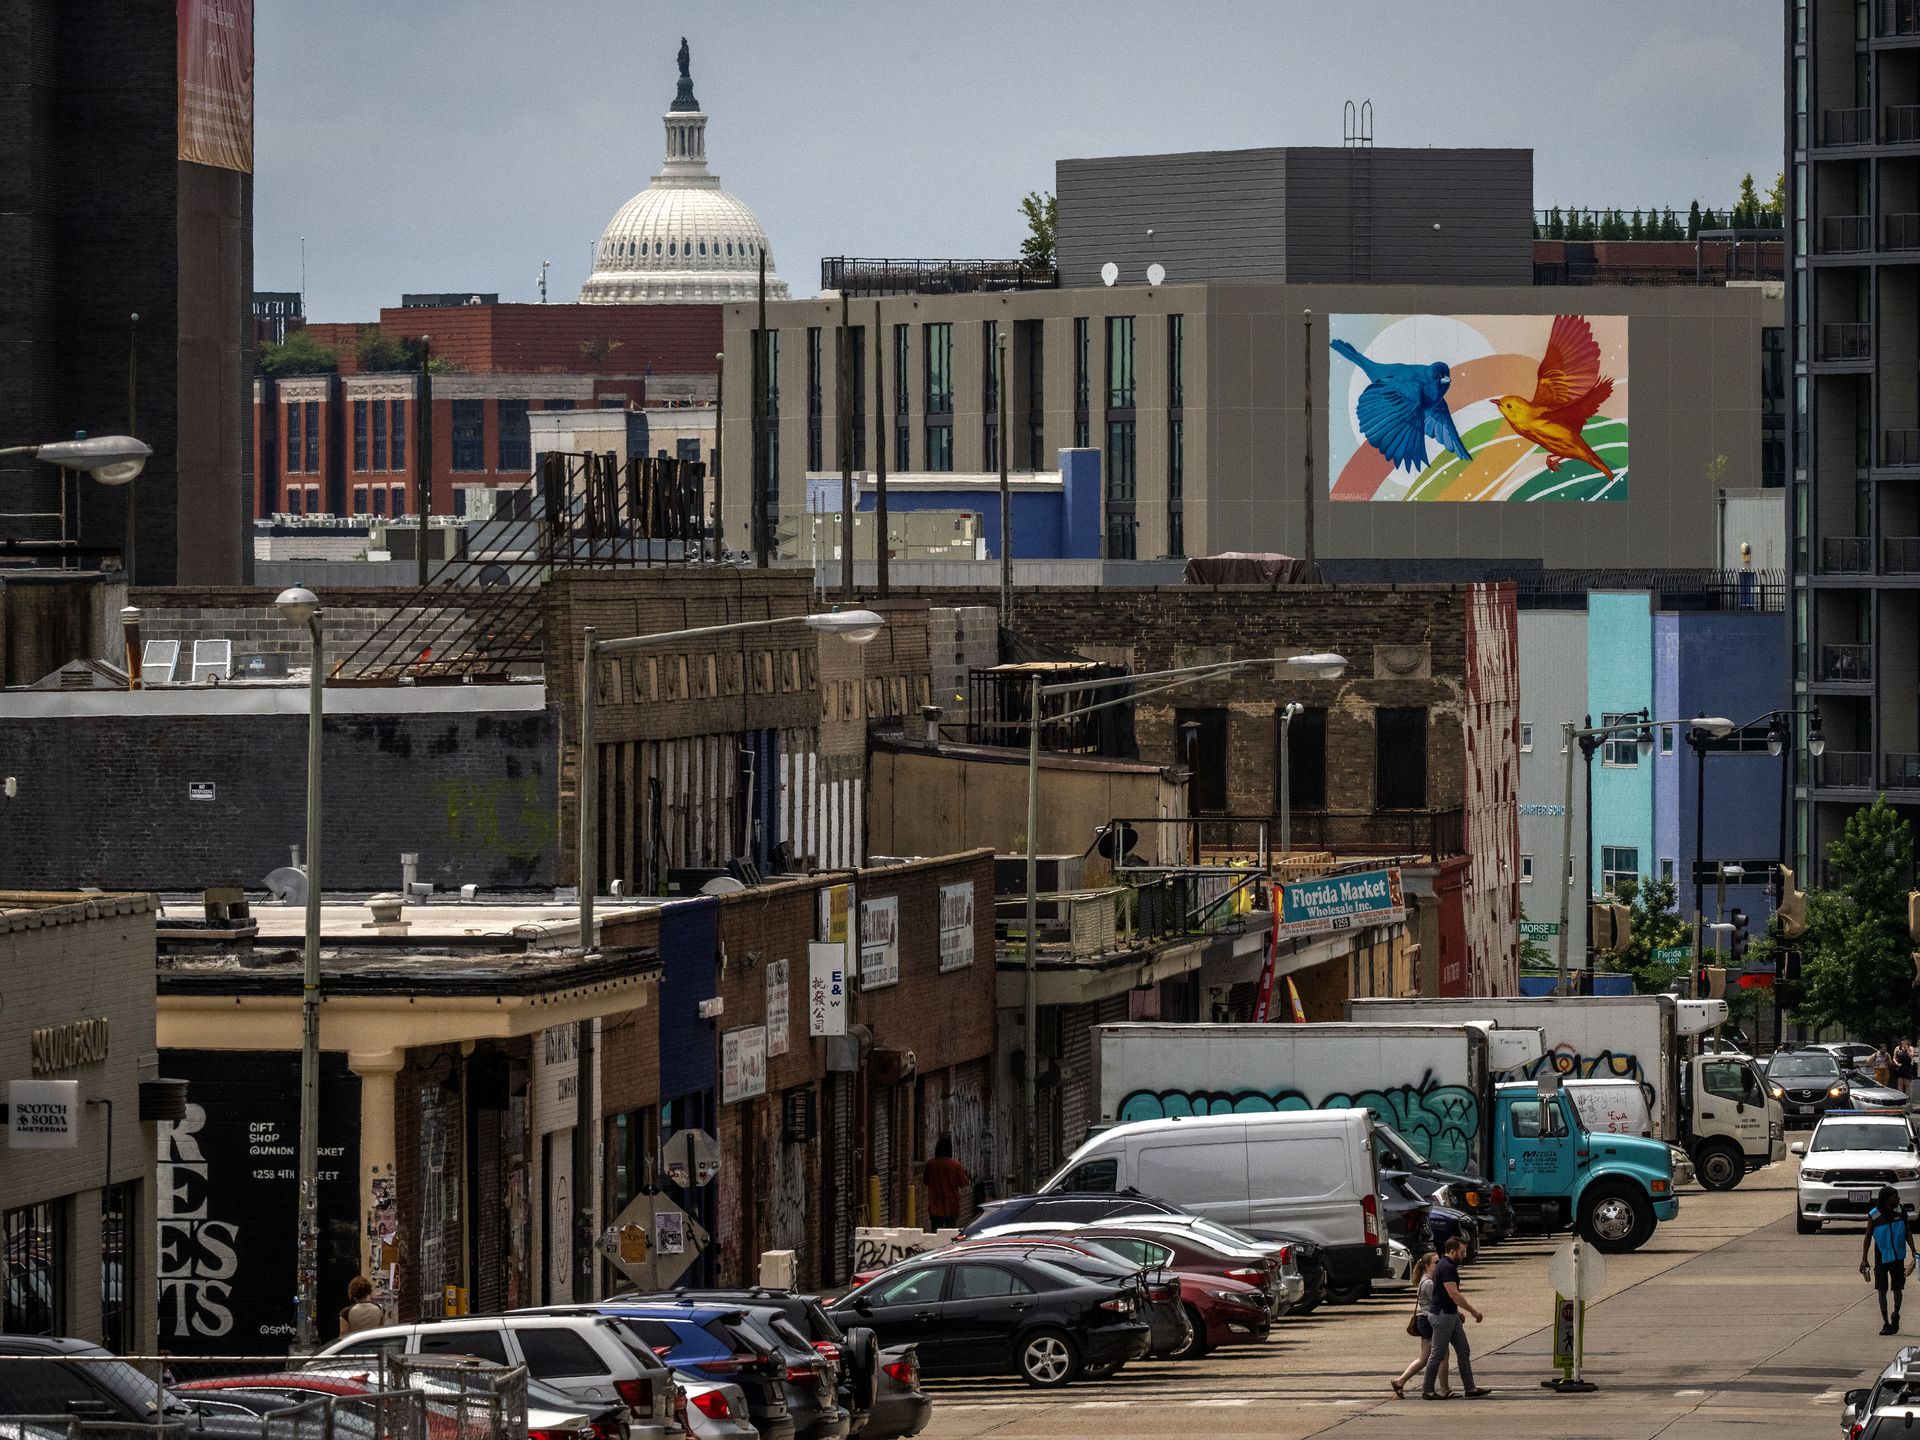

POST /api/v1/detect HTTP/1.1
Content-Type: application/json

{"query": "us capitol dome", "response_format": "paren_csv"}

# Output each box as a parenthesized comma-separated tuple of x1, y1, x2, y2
(579, 40, 790, 305)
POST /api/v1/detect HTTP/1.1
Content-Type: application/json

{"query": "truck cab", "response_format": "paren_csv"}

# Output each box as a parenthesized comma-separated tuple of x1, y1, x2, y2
(1492, 1080, 1678, 1252)
(1685, 1051, 1785, 1189)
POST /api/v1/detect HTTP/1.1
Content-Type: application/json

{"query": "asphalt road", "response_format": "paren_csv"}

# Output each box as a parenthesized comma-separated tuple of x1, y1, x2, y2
(917, 1163, 1895, 1438)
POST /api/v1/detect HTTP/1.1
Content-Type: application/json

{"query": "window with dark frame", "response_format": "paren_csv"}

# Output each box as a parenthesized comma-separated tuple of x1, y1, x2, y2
(1281, 705, 1328, 810)
(1374, 707, 1429, 809)
(1168, 314, 1185, 556)
(1601, 711, 1642, 767)
(371, 395, 388, 471)
(1175, 707, 1229, 813)
(353, 400, 368, 471)
(285, 401, 301, 473)
(497, 399, 531, 473)
(3, 1199, 65, 1336)
(806, 326, 824, 472)
(390, 399, 406, 469)
(1601, 845, 1640, 892)
(1104, 316, 1135, 558)
(1073, 317, 1091, 448)
(924, 323, 953, 471)
(1020, 319, 1045, 470)
(451, 398, 485, 471)
(765, 332, 781, 507)
(303, 400, 320, 472)
(100, 1183, 133, 1355)
(846, 325, 866, 471)
(982, 320, 1001, 472)
(894, 324, 910, 472)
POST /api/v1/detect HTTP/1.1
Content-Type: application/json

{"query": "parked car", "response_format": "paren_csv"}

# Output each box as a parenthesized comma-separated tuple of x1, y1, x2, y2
(312, 1313, 677, 1440)
(300, 1355, 614, 1440)
(826, 1249, 1152, 1387)
(1372, 1124, 1515, 1242)
(956, 1191, 1185, 1239)
(1372, 1171, 1433, 1259)
(1793, 1109, 1920, 1233)
(561, 1304, 797, 1440)
(863, 1349, 929, 1440)
(1766, 1049, 1853, 1127)
(1374, 1239, 1414, 1291)
(0, 1337, 262, 1438)
(913, 1240, 1188, 1367)
(1080, 1213, 1314, 1312)
(1809, 1041, 1881, 1073)
(1044, 1109, 1386, 1301)
(623, 1289, 883, 1439)
(1846, 1070, 1911, 1108)
(675, 1378, 761, 1440)
(1843, 1343, 1920, 1437)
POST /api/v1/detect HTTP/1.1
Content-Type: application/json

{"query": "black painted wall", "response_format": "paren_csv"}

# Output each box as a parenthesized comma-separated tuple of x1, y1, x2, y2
(0, 705, 560, 891)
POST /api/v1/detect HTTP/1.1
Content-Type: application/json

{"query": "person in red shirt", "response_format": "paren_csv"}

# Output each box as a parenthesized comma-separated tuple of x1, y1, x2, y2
(923, 1135, 971, 1231)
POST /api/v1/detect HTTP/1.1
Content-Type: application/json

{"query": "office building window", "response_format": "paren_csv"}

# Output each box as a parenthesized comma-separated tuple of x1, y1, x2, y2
(1601, 711, 1642, 767)
(545, 398, 575, 412)
(352, 400, 368, 471)
(285, 487, 303, 514)
(1601, 846, 1640, 892)
(1168, 314, 1185, 557)
(1073, 317, 1091, 448)
(100, 1183, 133, 1355)
(1660, 857, 1675, 883)
(451, 398, 485, 471)
(1281, 705, 1328, 810)
(1375, 707, 1429, 809)
(893, 324, 910, 472)
(765, 331, 780, 507)
(983, 320, 1001, 471)
(1519, 722, 1534, 752)
(303, 401, 320, 472)
(390, 399, 406, 469)
(372, 487, 387, 516)
(806, 326, 824, 472)
(1104, 317, 1135, 558)
(390, 484, 407, 515)
(1521, 855, 1535, 883)
(352, 486, 368, 515)
(1660, 725, 1675, 755)
(285, 401, 301, 473)
(306, 484, 320, 514)
(1020, 319, 1045, 470)
(498, 399, 531, 473)
(4, 1200, 64, 1336)
(846, 325, 866, 471)
(371, 395, 388, 471)
(924, 323, 953, 471)
(1106, 316, 1135, 407)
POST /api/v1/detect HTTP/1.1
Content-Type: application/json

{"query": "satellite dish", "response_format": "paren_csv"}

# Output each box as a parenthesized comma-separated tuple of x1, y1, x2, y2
(1100, 262, 1119, 287)
(1146, 263, 1166, 287)
(264, 866, 308, 905)
(700, 876, 747, 896)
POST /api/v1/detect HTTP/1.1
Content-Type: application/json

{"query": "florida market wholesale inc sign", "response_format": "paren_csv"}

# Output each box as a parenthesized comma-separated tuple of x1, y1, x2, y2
(1278, 867, 1407, 937)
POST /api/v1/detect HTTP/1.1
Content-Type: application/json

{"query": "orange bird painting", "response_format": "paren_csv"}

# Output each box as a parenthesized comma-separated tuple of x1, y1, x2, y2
(1494, 314, 1617, 481)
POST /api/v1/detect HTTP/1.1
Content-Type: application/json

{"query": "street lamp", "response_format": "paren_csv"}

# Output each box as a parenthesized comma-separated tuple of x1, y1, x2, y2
(577, 607, 886, 942)
(1554, 711, 1732, 996)
(1018, 650, 1346, 1185)
(0, 435, 151, 485)
(275, 584, 325, 1351)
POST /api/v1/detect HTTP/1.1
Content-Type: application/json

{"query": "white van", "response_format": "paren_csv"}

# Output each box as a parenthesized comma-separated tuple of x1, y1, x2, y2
(1041, 1108, 1386, 1298)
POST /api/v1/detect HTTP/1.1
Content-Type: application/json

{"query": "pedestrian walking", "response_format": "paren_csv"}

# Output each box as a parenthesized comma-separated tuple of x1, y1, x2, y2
(1389, 1253, 1452, 1399)
(922, 1135, 971, 1232)
(1862, 1185, 1919, 1335)
(1423, 1236, 1491, 1400)
(1895, 1040, 1916, 1097)
(338, 1275, 386, 1337)
(1874, 1043, 1894, 1090)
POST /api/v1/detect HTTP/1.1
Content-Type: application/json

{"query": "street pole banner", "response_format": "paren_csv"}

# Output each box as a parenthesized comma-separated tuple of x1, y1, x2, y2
(1252, 900, 1280, 1022)
(1278, 867, 1406, 936)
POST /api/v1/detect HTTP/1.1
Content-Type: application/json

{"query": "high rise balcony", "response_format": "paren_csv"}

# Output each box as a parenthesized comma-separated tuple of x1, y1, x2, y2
(1816, 751, 1874, 787)
(1817, 643, 1873, 682)
(1822, 536, 1873, 573)
(1824, 107, 1873, 145)
(1887, 214, 1920, 249)
(1822, 215, 1873, 253)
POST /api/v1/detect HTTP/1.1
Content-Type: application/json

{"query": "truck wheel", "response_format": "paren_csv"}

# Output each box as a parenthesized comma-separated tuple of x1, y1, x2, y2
(1579, 1181, 1655, 1253)
(1324, 1278, 1373, 1304)
(1694, 1139, 1745, 1192)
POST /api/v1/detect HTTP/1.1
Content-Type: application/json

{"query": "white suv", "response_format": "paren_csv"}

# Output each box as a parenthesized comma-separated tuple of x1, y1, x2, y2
(1792, 1111, 1920, 1234)
(313, 1313, 677, 1440)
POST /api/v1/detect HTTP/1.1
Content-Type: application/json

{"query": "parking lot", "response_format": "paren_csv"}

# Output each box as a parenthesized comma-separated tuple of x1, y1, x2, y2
(917, 1163, 1895, 1439)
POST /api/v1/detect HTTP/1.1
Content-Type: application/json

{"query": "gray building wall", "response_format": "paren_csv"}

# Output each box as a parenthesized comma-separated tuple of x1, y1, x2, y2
(0, 894, 159, 1351)
(1054, 147, 1533, 289)
(1517, 611, 1590, 965)
(0, 688, 559, 891)
(724, 280, 1764, 571)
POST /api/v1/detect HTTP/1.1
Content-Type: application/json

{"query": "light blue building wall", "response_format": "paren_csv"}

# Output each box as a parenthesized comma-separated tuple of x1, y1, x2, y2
(1587, 593, 1656, 895)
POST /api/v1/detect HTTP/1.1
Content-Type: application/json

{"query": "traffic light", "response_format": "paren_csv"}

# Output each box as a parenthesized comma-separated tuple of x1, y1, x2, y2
(1729, 908, 1750, 966)
(1776, 866, 1807, 939)
(1589, 901, 1634, 952)
(1704, 966, 1729, 999)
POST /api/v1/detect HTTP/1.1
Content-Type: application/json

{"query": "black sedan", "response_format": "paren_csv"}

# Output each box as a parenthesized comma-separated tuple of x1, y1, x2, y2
(934, 1241, 1189, 1368)
(827, 1251, 1151, 1388)
(1373, 1124, 1515, 1242)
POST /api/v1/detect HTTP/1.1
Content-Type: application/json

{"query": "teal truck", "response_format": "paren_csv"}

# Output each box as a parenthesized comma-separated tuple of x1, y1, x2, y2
(1494, 1073, 1678, 1250)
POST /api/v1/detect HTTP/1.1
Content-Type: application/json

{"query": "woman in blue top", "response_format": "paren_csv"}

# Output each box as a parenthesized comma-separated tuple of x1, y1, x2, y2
(1861, 1185, 1918, 1335)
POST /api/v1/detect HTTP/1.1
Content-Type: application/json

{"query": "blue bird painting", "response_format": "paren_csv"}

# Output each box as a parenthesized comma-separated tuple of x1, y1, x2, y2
(1329, 339, 1473, 474)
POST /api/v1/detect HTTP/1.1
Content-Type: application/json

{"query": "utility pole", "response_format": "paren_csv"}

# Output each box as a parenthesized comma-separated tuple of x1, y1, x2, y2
(839, 292, 854, 599)
(873, 301, 889, 598)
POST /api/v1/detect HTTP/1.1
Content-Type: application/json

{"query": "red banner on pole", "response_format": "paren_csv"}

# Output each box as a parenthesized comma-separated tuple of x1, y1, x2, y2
(1251, 896, 1280, 1022)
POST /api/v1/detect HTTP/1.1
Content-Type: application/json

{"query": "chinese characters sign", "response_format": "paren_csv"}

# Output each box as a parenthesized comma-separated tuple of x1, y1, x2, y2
(808, 942, 846, 1037)
(721, 1026, 767, 1104)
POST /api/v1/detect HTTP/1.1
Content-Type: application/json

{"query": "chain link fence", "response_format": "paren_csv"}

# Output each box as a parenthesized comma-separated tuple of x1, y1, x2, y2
(0, 1354, 528, 1440)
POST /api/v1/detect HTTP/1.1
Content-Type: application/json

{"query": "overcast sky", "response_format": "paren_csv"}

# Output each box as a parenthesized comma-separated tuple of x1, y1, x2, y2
(257, 1, 1784, 321)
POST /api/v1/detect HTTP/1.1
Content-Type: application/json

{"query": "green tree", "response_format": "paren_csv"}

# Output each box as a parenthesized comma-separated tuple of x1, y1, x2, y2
(1019, 190, 1056, 275)
(355, 326, 412, 372)
(1596, 874, 1695, 994)
(1546, 206, 1566, 240)
(1687, 199, 1702, 240)
(1797, 798, 1917, 1041)
(1629, 208, 1645, 240)
(1733, 172, 1763, 228)
(1767, 171, 1786, 225)
(1661, 207, 1682, 240)
(259, 327, 338, 376)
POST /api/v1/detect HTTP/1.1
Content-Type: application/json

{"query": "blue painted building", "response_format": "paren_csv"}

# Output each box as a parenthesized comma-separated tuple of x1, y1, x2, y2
(804, 449, 1103, 560)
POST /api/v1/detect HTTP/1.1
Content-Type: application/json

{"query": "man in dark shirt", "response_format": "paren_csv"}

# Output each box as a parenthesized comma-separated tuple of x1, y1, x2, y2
(1423, 1236, 1490, 1399)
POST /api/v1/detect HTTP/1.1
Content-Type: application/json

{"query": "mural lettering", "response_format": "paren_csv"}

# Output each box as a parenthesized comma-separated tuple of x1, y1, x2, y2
(1524, 1044, 1645, 1085)
(1117, 1071, 1481, 1172)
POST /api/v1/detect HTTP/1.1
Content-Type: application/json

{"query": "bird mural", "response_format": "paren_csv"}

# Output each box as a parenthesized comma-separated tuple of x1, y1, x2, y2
(1494, 314, 1617, 481)
(1328, 339, 1473, 474)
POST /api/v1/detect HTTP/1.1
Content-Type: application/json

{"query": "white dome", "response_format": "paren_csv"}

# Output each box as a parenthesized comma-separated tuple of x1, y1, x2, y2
(579, 46, 789, 305)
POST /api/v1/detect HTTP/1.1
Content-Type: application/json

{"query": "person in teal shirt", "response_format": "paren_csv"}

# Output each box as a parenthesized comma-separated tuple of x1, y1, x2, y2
(1861, 1185, 1919, 1335)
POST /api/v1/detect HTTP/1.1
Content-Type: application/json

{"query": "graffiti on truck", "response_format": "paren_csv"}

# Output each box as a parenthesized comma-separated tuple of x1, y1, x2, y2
(1523, 1044, 1645, 1085)
(1116, 1071, 1481, 1172)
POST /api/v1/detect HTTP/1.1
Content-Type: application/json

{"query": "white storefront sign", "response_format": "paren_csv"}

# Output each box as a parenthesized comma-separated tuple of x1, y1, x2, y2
(938, 882, 975, 972)
(9, 1079, 79, 1149)
(721, 1026, 768, 1104)
(859, 895, 900, 989)
(765, 959, 790, 1058)
(808, 942, 847, 1037)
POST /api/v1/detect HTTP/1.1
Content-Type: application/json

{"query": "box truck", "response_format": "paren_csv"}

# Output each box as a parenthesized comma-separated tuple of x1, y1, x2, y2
(1093, 1022, 1677, 1251)
(1349, 994, 1785, 1190)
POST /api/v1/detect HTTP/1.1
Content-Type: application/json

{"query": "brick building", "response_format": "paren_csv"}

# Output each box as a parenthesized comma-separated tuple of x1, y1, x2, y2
(255, 300, 722, 520)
